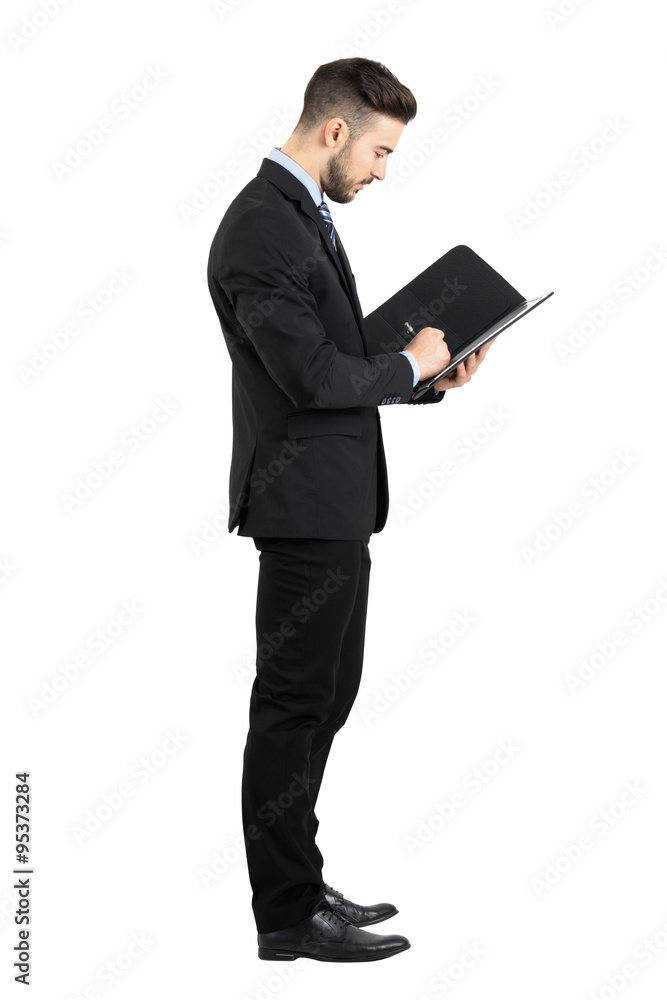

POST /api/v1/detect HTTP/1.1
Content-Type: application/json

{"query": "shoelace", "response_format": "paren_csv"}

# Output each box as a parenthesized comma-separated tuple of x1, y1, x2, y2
(319, 904, 350, 929)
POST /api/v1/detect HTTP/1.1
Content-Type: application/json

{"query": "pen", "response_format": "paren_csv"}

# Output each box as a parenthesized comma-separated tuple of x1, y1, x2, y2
(404, 321, 415, 339)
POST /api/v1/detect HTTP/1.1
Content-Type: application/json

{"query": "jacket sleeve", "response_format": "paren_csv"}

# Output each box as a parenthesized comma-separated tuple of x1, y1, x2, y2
(214, 211, 415, 410)
(407, 383, 446, 404)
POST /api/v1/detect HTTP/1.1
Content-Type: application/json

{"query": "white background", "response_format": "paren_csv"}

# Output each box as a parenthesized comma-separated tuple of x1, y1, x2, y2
(2, 0, 666, 997)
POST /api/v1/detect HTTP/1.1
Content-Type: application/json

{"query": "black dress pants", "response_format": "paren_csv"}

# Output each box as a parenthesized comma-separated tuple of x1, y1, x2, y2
(242, 535, 371, 934)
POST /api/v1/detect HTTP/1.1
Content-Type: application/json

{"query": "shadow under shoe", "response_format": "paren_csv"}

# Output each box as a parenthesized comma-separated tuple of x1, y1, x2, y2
(258, 902, 410, 963)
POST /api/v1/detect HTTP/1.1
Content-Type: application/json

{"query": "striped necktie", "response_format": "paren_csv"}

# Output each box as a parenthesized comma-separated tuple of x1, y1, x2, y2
(318, 199, 337, 251)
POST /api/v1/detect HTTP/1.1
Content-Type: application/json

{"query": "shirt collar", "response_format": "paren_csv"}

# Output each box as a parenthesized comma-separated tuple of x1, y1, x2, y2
(267, 146, 323, 207)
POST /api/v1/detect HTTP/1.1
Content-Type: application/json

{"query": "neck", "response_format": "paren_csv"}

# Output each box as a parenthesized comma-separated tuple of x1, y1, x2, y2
(279, 139, 323, 195)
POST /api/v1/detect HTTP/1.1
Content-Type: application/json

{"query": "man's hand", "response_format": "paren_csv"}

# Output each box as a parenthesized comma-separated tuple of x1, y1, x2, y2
(431, 335, 498, 392)
(403, 326, 455, 382)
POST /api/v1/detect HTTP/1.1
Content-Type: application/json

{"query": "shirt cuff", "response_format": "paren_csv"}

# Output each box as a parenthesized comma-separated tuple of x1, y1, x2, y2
(399, 349, 420, 387)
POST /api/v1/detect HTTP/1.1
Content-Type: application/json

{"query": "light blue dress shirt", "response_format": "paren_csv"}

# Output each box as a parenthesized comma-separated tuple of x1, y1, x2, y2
(267, 146, 421, 387)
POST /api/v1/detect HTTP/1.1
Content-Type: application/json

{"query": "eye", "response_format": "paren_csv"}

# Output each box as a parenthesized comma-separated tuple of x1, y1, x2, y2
(374, 151, 384, 159)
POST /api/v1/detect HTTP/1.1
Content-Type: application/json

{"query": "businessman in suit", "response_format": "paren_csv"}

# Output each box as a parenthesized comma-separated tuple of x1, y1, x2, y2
(207, 57, 494, 963)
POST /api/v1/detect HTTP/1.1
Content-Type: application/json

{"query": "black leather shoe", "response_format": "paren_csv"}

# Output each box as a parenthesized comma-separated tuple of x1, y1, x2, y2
(257, 902, 410, 962)
(323, 882, 398, 927)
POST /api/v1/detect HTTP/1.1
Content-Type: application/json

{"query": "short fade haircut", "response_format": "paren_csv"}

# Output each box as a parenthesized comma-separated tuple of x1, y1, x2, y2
(295, 57, 417, 140)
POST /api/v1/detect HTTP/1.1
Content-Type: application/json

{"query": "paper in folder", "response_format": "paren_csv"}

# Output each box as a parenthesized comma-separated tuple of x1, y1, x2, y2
(362, 245, 553, 400)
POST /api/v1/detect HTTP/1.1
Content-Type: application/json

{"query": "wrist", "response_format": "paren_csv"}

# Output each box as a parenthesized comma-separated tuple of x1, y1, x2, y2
(399, 349, 421, 386)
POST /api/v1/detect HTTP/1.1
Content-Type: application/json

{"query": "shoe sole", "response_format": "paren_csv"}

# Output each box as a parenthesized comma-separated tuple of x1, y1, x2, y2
(258, 941, 410, 962)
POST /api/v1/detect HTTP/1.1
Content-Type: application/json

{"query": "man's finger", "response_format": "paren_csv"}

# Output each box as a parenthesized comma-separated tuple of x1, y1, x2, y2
(473, 336, 497, 365)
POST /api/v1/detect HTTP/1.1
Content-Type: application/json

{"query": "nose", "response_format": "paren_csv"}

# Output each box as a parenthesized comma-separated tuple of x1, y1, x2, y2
(370, 160, 386, 182)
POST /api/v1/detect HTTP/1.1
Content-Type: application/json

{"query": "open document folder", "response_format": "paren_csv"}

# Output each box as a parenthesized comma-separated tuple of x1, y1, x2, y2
(362, 245, 554, 400)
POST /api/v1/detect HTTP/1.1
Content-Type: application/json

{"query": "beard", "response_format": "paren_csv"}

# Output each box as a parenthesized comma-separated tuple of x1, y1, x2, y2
(322, 143, 368, 204)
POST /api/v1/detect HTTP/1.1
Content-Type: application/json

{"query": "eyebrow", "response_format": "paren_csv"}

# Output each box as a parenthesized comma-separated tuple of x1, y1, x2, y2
(375, 144, 394, 154)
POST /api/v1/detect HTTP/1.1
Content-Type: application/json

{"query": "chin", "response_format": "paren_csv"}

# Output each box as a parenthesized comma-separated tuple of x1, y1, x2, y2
(328, 193, 354, 205)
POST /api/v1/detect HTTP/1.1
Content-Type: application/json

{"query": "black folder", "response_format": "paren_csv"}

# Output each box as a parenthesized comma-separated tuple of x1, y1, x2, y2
(362, 245, 553, 400)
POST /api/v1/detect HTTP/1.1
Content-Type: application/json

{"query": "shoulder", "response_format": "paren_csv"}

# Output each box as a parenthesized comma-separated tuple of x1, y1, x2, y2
(212, 185, 313, 273)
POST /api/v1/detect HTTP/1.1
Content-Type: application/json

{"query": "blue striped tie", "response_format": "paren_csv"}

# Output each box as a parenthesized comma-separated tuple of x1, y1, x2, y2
(318, 199, 337, 251)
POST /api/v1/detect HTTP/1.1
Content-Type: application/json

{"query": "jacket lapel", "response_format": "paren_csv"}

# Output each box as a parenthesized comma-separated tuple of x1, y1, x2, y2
(256, 158, 368, 352)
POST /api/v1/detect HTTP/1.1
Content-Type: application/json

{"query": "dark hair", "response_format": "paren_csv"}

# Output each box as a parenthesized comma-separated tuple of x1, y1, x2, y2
(295, 57, 417, 139)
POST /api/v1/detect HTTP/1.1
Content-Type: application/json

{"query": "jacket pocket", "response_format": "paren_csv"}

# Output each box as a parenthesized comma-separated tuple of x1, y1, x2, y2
(286, 408, 362, 439)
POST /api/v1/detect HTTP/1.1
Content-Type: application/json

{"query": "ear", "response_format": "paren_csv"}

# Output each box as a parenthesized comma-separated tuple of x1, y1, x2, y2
(324, 117, 348, 149)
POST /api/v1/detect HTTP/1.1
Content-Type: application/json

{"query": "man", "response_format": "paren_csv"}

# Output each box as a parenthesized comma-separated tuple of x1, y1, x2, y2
(207, 57, 494, 963)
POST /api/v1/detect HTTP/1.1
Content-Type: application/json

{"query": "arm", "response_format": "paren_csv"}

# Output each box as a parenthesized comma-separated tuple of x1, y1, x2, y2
(407, 382, 446, 405)
(214, 210, 415, 409)
(403, 333, 498, 402)
(399, 349, 446, 405)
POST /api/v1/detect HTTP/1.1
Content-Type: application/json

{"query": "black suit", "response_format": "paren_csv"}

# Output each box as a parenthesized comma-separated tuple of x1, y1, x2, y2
(207, 156, 445, 933)
(207, 156, 445, 541)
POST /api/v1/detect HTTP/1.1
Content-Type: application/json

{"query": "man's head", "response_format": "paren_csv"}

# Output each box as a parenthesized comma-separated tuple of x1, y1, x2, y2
(282, 57, 417, 204)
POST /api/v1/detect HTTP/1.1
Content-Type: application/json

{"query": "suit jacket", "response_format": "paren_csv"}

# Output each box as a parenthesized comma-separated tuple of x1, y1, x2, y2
(206, 156, 445, 540)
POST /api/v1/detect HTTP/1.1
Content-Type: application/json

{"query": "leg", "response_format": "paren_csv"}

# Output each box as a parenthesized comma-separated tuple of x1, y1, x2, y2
(241, 536, 366, 934)
(308, 538, 371, 849)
